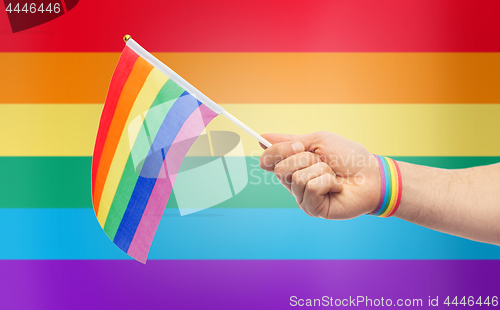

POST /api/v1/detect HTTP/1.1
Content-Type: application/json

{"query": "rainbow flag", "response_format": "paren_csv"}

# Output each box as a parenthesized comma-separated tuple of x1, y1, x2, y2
(92, 38, 224, 263)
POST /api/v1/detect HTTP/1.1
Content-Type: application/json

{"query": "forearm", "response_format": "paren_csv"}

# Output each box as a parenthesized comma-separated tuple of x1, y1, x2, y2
(394, 161, 500, 245)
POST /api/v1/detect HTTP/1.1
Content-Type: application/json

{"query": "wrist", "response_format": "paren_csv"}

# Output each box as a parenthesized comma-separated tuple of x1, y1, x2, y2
(393, 161, 451, 221)
(367, 154, 382, 214)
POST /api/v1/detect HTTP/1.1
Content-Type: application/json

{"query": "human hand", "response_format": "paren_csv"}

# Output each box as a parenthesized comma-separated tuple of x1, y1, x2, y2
(259, 132, 381, 219)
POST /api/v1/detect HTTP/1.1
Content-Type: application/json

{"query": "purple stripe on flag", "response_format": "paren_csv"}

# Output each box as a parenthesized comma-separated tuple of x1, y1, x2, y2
(127, 104, 218, 262)
(1, 260, 499, 310)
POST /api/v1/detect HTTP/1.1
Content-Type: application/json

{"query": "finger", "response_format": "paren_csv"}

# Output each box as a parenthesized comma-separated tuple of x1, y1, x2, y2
(291, 162, 335, 204)
(259, 141, 305, 171)
(274, 152, 320, 190)
(261, 133, 301, 145)
(259, 132, 334, 170)
(260, 132, 328, 151)
(301, 174, 343, 217)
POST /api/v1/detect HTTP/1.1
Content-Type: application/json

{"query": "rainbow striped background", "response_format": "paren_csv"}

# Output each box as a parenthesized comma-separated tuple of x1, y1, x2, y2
(1, 0, 500, 308)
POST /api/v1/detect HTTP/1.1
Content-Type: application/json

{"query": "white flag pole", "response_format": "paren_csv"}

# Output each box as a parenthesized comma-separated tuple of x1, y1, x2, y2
(124, 35, 272, 148)
(221, 111, 271, 147)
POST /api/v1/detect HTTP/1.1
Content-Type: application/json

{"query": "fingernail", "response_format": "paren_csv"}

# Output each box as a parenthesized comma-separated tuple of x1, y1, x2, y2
(291, 141, 304, 153)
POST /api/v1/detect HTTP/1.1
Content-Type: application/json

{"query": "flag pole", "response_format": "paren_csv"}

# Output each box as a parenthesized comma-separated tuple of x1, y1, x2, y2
(123, 35, 272, 148)
(221, 111, 271, 147)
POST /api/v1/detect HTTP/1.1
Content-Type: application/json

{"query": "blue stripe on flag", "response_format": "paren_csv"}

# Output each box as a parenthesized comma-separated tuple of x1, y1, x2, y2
(113, 91, 201, 252)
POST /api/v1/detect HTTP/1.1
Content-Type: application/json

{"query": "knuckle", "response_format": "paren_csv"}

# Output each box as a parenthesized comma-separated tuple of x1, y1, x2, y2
(316, 153, 329, 164)
(293, 153, 307, 166)
(291, 171, 302, 185)
(296, 151, 311, 161)
(312, 157, 322, 166)
(259, 152, 275, 170)
(317, 175, 328, 187)
(330, 174, 338, 183)
(307, 152, 319, 162)
(324, 173, 334, 182)
(305, 180, 318, 193)
(275, 144, 286, 156)
(318, 161, 330, 171)
(258, 155, 267, 169)
(284, 171, 294, 184)
(311, 131, 327, 139)
(274, 162, 285, 177)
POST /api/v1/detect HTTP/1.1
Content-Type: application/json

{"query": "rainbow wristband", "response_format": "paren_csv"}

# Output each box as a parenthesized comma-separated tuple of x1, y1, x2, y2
(370, 155, 402, 217)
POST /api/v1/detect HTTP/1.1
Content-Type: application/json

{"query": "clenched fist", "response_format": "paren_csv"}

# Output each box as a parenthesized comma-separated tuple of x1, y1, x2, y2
(259, 132, 381, 219)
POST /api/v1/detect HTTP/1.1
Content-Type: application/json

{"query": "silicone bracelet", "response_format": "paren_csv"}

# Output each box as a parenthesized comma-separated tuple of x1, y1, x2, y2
(370, 155, 402, 218)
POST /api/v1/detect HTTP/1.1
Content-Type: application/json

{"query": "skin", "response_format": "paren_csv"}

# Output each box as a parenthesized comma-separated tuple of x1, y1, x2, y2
(259, 131, 500, 246)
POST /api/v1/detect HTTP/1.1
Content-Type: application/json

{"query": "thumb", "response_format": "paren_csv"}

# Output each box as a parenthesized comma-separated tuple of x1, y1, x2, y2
(260, 133, 321, 150)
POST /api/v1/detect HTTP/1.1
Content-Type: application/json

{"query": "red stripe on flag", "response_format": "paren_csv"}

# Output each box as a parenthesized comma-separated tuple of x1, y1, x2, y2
(91, 46, 138, 203)
(1, 0, 500, 52)
(92, 57, 153, 215)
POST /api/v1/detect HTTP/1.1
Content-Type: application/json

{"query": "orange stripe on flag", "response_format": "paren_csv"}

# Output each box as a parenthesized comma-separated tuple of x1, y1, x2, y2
(93, 58, 153, 215)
